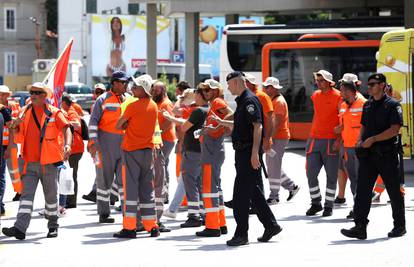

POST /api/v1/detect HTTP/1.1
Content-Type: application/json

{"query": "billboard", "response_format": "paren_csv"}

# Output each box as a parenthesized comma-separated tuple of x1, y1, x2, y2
(198, 16, 263, 78)
(90, 15, 171, 77)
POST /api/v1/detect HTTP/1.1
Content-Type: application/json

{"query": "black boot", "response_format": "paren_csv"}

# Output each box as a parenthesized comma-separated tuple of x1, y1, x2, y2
(2, 226, 26, 240)
(180, 216, 202, 228)
(196, 228, 221, 237)
(306, 204, 323, 216)
(113, 229, 136, 238)
(150, 227, 160, 237)
(82, 190, 96, 203)
(341, 224, 367, 240)
(388, 226, 406, 238)
(220, 226, 228, 235)
(226, 236, 248, 246)
(322, 207, 333, 217)
(12, 193, 21, 202)
(47, 228, 58, 238)
(158, 222, 171, 232)
(99, 215, 115, 223)
(257, 224, 283, 242)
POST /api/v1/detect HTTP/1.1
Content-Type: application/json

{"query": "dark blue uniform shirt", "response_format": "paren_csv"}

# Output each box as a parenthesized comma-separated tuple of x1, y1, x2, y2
(361, 94, 403, 146)
(231, 89, 263, 145)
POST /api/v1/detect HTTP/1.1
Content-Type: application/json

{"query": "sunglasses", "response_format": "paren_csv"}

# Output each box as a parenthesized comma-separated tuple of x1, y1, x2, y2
(29, 90, 46, 95)
(367, 82, 381, 87)
(202, 88, 212, 93)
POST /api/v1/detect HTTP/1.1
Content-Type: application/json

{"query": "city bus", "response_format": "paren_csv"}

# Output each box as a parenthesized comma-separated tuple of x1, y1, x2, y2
(377, 29, 414, 158)
(220, 19, 402, 139)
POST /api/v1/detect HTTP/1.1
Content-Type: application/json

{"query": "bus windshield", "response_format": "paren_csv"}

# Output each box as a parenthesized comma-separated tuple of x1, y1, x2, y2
(227, 32, 384, 72)
(268, 47, 377, 122)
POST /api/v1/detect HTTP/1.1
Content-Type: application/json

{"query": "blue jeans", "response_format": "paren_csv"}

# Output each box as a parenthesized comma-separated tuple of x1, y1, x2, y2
(0, 154, 7, 211)
(167, 175, 186, 213)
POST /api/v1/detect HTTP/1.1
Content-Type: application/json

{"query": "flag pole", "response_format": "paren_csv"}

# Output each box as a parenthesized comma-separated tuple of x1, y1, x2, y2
(42, 37, 74, 84)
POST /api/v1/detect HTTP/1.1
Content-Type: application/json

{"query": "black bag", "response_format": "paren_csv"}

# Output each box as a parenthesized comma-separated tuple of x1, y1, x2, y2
(79, 118, 89, 140)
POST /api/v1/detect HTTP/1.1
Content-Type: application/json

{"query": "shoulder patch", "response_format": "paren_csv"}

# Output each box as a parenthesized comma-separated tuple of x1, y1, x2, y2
(396, 105, 402, 115)
(246, 104, 256, 114)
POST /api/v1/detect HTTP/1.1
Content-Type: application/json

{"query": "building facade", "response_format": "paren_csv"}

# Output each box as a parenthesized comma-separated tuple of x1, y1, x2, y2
(0, 0, 51, 90)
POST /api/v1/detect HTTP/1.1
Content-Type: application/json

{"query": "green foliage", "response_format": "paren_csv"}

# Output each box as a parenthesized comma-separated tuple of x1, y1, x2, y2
(264, 12, 332, 25)
(158, 73, 177, 102)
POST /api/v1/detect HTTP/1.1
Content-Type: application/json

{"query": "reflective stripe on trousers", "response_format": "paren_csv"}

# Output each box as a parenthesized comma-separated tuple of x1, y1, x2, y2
(121, 149, 157, 232)
(305, 138, 339, 208)
(14, 162, 59, 233)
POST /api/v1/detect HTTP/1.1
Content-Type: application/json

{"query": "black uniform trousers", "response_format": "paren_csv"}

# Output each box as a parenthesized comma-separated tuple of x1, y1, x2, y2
(233, 149, 277, 237)
(354, 148, 405, 228)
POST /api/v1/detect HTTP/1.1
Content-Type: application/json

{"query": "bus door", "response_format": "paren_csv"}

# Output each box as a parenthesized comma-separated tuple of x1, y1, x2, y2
(262, 40, 380, 140)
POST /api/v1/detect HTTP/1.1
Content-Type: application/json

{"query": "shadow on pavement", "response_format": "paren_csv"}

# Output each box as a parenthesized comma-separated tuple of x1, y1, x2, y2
(308, 218, 350, 224)
(60, 221, 121, 229)
(0, 233, 46, 244)
(329, 237, 389, 245)
(157, 233, 202, 242)
(180, 243, 234, 251)
(81, 232, 132, 245)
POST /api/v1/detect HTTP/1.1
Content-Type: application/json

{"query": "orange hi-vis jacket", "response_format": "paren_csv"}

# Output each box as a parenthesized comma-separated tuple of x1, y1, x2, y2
(2, 101, 20, 146)
(15, 104, 65, 165)
(339, 96, 367, 148)
(89, 91, 124, 141)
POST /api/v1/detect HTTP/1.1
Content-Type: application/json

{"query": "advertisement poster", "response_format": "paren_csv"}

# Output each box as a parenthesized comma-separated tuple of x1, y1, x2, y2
(198, 16, 263, 78)
(91, 15, 171, 77)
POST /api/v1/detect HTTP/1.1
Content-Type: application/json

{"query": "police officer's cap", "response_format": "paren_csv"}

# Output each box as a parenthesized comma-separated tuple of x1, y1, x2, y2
(368, 73, 386, 83)
(226, 71, 245, 82)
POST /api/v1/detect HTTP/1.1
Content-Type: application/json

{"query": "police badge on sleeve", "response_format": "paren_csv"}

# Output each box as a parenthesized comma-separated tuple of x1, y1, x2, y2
(246, 104, 255, 114)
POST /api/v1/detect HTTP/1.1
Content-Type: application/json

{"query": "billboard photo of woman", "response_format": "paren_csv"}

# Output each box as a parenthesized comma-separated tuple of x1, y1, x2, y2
(106, 17, 126, 76)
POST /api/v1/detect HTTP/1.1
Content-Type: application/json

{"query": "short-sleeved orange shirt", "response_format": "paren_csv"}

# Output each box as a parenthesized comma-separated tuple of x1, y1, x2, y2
(157, 97, 176, 142)
(255, 89, 273, 115)
(72, 102, 84, 117)
(24, 106, 69, 162)
(122, 98, 158, 151)
(64, 106, 85, 154)
(272, 95, 290, 140)
(206, 97, 228, 138)
(310, 88, 342, 139)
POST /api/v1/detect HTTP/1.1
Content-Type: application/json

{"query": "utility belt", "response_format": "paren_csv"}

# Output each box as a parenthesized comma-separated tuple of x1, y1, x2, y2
(355, 143, 398, 158)
(232, 141, 268, 178)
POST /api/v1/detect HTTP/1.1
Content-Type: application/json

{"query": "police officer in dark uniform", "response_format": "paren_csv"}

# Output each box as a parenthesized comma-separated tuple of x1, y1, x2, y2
(212, 71, 282, 246)
(341, 73, 406, 240)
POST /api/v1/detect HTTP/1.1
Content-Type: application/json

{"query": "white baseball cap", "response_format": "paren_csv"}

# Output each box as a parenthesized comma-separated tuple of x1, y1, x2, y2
(313, 70, 335, 86)
(0, 85, 11, 95)
(201, 79, 221, 90)
(262, 77, 283, 89)
(244, 73, 257, 85)
(339, 73, 362, 86)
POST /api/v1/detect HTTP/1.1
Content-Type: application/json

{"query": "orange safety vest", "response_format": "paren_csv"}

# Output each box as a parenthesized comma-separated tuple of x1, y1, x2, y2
(3, 101, 20, 146)
(339, 97, 366, 148)
(98, 92, 124, 134)
(16, 104, 65, 165)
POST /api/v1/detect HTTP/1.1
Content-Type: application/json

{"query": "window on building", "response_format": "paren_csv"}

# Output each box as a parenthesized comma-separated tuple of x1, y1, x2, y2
(4, 7, 16, 31)
(86, 0, 97, 14)
(5, 52, 17, 75)
(128, 3, 140, 15)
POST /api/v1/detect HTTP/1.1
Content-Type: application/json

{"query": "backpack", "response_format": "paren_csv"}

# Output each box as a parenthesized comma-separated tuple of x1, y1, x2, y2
(79, 118, 89, 140)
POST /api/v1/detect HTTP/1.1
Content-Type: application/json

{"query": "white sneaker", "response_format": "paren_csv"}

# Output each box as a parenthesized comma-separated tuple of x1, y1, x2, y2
(163, 209, 177, 219)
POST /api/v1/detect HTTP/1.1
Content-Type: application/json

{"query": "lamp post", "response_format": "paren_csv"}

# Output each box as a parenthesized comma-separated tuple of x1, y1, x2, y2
(30, 17, 41, 59)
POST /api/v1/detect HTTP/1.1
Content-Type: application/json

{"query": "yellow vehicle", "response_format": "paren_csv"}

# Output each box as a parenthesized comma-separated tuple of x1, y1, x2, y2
(377, 29, 414, 158)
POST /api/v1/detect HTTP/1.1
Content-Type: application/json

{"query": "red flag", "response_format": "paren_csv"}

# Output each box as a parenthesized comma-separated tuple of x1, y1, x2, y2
(44, 38, 73, 107)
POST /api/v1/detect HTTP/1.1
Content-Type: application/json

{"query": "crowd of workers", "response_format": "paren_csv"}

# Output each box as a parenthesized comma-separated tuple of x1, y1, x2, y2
(0, 67, 407, 245)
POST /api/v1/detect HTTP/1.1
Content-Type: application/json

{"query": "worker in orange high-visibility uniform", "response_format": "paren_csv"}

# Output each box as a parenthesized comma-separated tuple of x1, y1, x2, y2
(60, 93, 84, 208)
(151, 81, 176, 232)
(196, 79, 233, 237)
(2, 82, 72, 240)
(263, 77, 300, 205)
(113, 75, 160, 238)
(0, 85, 21, 213)
(305, 70, 342, 217)
(335, 76, 366, 219)
(88, 71, 128, 224)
